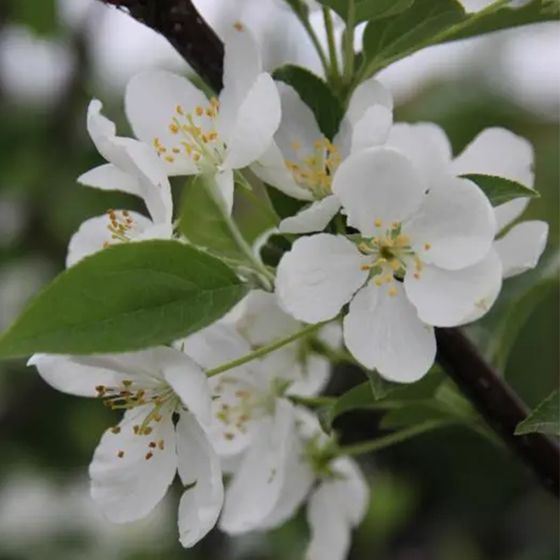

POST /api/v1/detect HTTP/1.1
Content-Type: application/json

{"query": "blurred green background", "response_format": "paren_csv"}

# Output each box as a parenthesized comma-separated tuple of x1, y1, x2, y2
(0, 1, 558, 559)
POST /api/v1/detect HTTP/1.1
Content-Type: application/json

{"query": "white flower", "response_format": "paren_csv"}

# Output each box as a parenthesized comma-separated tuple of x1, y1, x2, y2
(178, 306, 330, 534)
(252, 77, 393, 233)
(276, 146, 499, 382)
(449, 127, 548, 280)
(254, 409, 369, 560)
(68, 100, 174, 267)
(28, 347, 223, 549)
(387, 124, 549, 279)
(124, 24, 281, 214)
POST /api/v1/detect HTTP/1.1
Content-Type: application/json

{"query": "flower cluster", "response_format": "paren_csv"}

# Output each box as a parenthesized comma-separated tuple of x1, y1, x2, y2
(28, 19, 548, 560)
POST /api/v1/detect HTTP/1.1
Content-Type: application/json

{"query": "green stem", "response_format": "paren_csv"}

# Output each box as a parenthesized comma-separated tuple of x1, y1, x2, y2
(206, 322, 327, 377)
(343, 1, 356, 85)
(338, 420, 451, 457)
(323, 7, 340, 86)
(290, 394, 337, 408)
(206, 175, 275, 289)
(291, 3, 330, 78)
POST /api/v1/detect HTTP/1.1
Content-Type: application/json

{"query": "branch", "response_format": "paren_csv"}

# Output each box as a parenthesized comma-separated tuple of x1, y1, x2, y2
(99, 0, 224, 90)
(94, 0, 560, 497)
(436, 328, 559, 497)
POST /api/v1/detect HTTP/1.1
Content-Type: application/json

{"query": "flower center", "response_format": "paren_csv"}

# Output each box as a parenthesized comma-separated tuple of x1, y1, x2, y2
(103, 209, 136, 248)
(153, 99, 224, 171)
(358, 219, 429, 296)
(96, 379, 178, 461)
(212, 376, 259, 442)
(284, 137, 341, 199)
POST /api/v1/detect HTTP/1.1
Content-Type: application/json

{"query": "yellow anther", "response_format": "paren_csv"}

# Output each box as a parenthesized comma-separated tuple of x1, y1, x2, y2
(388, 286, 398, 297)
(374, 218, 383, 228)
(195, 106, 204, 116)
(172, 147, 180, 154)
(395, 234, 410, 246)
(374, 276, 384, 287)
(390, 259, 401, 271)
(176, 105, 184, 115)
(233, 21, 244, 31)
(193, 153, 201, 162)
(169, 123, 179, 134)
(424, 242, 432, 251)
(164, 155, 175, 163)
(360, 264, 372, 271)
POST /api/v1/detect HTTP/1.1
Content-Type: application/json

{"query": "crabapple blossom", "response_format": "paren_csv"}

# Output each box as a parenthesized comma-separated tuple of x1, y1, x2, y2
(252, 77, 393, 233)
(276, 147, 498, 382)
(67, 100, 174, 266)
(253, 408, 369, 560)
(124, 23, 281, 214)
(28, 348, 223, 548)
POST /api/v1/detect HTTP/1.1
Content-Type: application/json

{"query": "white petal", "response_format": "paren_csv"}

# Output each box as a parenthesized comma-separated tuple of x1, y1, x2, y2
(222, 24, 262, 103)
(451, 127, 535, 188)
(78, 163, 141, 195)
(405, 177, 496, 270)
(328, 458, 369, 527)
(232, 290, 300, 346)
(221, 73, 281, 170)
(332, 148, 425, 237)
(286, 354, 331, 397)
(279, 195, 341, 234)
(385, 122, 453, 189)
(344, 283, 436, 383)
(28, 354, 137, 397)
(274, 82, 324, 166)
(405, 250, 503, 327)
(119, 140, 174, 225)
(86, 99, 118, 164)
(89, 405, 177, 523)
(159, 348, 212, 426)
(210, 169, 234, 215)
(350, 105, 393, 153)
(125, 70, 207, 175)
(276, 234, 369, 324)
(181, 323, 251, 371)
(306, 484, 351, 560)
(257, 431, 313, 530)
(251, 141, 312, 200)
(219, 400, 295, 534)
(495, 198, 530, 232)
(176, 412, 224, 548)
(346, 77, 393, 126)
(495, 220, 548, 279)
(218, 25, 262, 138)
(65, 212, 152, 267)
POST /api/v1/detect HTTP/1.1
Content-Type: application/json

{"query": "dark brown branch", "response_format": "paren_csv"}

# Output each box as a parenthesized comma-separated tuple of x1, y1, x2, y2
(95, 0, 560, 497)
(100, 0, 224, 90)
(436, 328, 559, 497)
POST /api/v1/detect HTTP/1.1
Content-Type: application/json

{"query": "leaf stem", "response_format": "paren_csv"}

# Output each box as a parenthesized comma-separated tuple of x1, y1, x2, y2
(343, 0, 356, 85)
(338, 420, 452, 457)
(206, 322, 327, 377)
(206, 176, 275, 290)
(323, 7, 341, 86)
(290, 2, 331, 78)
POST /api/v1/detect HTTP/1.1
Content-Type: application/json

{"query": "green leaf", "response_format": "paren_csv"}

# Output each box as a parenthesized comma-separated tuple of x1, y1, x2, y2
(0, 240, 248, 358)
(515, 390, 560, 436)
(179, 175, 278, 262)
(318, 0, 414, 23)
(361, 0, 558, 79)
(462, 174, 538, 206)
(273, 65, 344, 139)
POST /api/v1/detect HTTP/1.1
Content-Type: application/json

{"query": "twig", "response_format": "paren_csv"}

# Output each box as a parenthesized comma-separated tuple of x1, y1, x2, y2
(436, 328, 559, 497)
(94, 0, 560, 497)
